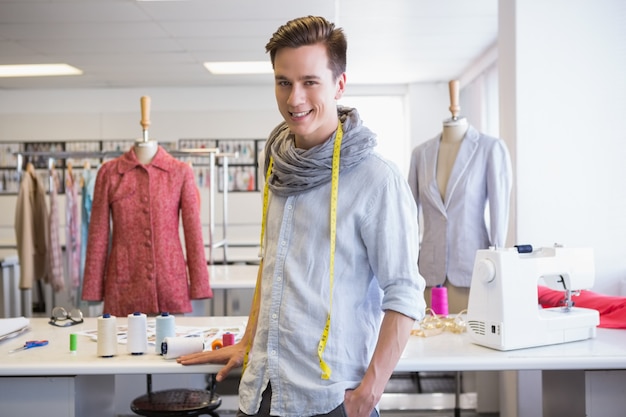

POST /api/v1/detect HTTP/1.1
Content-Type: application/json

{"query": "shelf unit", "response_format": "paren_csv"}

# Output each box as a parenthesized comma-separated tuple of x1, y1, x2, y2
(0, 142, 23, 193)
(179, 138, 264, 193)
(1, 139, 265, 195)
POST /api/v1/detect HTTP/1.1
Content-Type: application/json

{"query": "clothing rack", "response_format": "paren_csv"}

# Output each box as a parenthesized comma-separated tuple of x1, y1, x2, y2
(14, 147, 237, 315)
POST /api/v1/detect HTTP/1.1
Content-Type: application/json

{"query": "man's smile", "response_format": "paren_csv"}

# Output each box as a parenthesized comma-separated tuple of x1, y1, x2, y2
(290, 110, 312, 118)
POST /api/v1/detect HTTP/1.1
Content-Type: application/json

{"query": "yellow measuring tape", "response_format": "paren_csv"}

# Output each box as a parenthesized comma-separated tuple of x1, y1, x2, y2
(318, 120, 342, 380)
(246, 121, 343, 379)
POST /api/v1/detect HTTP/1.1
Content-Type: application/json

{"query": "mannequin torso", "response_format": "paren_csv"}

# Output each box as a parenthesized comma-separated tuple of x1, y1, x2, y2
(134, 140, 158, 165)
(437, 117, 468, 200)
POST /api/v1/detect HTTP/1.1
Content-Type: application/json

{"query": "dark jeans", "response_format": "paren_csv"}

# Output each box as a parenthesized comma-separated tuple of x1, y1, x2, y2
(236, 383, 379, 417)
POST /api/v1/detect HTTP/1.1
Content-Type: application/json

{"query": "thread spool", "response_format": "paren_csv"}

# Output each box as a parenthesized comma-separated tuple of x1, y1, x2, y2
(69, 333, 77, 354)
(222, 332, 235, 347)
(97, 313, 118, 357)
(431, 285, 449, 316)
(126, 312, 148, 355)
(211, 339, 223, 350)
(160, 336, 204, 359)
(155, 312, 176, 354)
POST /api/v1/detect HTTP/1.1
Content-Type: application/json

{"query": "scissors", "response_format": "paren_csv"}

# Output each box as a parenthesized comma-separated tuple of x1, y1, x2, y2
(8, 340, 49, 353)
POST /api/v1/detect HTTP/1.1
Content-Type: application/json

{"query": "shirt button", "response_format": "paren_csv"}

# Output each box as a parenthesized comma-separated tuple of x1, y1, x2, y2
(271, 350, 277, 356)
(144, 229, 151, 236)
(141, 196, 149, 203)
(271, 313, 277, 319)
(276, 276, 282, 282)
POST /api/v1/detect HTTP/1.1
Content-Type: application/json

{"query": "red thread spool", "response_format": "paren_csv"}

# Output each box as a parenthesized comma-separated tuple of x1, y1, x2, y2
(222, 332, 235, 347)
(431, 285, 449, 316)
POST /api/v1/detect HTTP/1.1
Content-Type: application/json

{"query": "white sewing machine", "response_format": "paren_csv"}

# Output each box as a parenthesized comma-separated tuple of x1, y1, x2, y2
(466, 245, 600, 351)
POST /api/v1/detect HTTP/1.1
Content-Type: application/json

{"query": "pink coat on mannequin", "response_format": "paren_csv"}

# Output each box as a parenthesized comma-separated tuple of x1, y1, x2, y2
(82, 146, 212, 316)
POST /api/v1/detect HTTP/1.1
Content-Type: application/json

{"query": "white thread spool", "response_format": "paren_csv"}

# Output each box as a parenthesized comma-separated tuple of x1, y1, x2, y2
(155, 312, 176, 354)
(161, 336, 205, 359)
(97, 313, 117, 357)
(126, 312, 148, 355)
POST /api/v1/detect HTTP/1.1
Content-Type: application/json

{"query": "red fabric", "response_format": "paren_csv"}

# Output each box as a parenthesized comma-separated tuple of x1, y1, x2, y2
(538, 285, 626, 329)
(82, 146, 212, 316)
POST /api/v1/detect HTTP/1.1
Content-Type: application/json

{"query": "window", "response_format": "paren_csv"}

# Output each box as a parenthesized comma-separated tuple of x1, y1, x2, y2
(339, 95, 409, 177)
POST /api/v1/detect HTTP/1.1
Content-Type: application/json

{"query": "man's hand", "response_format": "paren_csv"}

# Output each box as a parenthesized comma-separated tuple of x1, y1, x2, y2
(343, 387, 376, 417)
(176, 342, 245, 382)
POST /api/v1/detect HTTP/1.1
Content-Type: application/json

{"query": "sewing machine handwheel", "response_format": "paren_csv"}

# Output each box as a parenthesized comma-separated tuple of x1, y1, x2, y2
(475, 259, 496, 284)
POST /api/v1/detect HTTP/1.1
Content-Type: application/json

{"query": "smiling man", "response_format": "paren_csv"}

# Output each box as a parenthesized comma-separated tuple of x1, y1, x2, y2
(272, 41, 345, 150)
(178, 16, 425, 417)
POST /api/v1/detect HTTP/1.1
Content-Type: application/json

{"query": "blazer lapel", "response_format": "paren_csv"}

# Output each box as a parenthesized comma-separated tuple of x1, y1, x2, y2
(425, 135, 447, 215)
(444, 125, 479, 208)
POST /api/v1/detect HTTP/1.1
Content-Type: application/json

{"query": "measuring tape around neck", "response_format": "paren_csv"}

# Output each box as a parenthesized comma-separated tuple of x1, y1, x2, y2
(249, 121, 343, 380)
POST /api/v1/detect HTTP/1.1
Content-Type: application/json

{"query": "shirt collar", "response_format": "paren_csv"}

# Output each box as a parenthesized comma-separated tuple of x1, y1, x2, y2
(116, 145, 175, 174)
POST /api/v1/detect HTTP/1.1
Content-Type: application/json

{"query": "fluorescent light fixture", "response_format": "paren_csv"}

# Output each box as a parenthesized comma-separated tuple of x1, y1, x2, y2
(203, 61, 273, 75)
(0, 64, 83, 78)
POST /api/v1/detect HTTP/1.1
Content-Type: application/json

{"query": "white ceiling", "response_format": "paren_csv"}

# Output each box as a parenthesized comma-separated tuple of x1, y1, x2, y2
(0, 0, 498, 90)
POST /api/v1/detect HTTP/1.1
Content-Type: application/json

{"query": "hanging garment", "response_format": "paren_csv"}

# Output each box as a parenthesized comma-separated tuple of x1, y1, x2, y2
(79, 168, 96, 283)
(14, 169, 49, 290)
(65, 172, 81, 289)
(47, 171, 65, 292)
(82, 146, 212, 316)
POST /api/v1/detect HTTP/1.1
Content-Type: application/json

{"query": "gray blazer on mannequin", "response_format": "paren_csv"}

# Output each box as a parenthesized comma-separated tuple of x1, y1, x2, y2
(408, 125, 512, 287)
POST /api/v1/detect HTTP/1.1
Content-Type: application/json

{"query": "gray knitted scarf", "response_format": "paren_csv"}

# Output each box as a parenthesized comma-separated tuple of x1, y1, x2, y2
(263, 106, 377, 197)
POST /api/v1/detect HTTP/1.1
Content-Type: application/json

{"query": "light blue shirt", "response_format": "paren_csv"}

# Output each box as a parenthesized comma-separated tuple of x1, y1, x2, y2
(239, 152, 425, 417)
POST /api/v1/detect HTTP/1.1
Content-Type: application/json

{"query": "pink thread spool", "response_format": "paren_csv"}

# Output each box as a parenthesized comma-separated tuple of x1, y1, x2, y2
(222, 332, 235, 347)
(431, 285, 449, 316)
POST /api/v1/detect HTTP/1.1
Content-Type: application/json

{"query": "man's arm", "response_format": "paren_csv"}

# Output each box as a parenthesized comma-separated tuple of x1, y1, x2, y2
(344, 310, 415, 417)
(177, 262, 263, 382)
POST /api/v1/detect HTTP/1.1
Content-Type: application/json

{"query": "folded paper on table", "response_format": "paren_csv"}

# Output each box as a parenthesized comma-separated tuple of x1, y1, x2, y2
(0, 317, 30, 341)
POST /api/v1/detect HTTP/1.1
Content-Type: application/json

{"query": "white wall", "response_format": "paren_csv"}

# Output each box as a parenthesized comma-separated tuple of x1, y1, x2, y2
(407, 82, 452, 150)
(499, 0, 626, 295)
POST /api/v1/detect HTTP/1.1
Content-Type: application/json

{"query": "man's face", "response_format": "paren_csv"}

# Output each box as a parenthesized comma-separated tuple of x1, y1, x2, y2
(273, 43, 346, 149)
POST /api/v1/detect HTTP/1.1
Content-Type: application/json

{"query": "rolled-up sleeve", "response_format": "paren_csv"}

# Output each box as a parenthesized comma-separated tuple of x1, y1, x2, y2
(361, 163, 426, 321)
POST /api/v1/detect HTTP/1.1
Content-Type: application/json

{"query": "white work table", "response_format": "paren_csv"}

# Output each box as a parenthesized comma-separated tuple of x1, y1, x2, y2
(0, 316, 246, 376)
(2, 316, 624, 376)
(0, 316, 625, 416)
(0, 316, 246, 417)
(208, 263, 258, 290)
(200, 264, 258, 317)
(399, 326, 626, 372)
